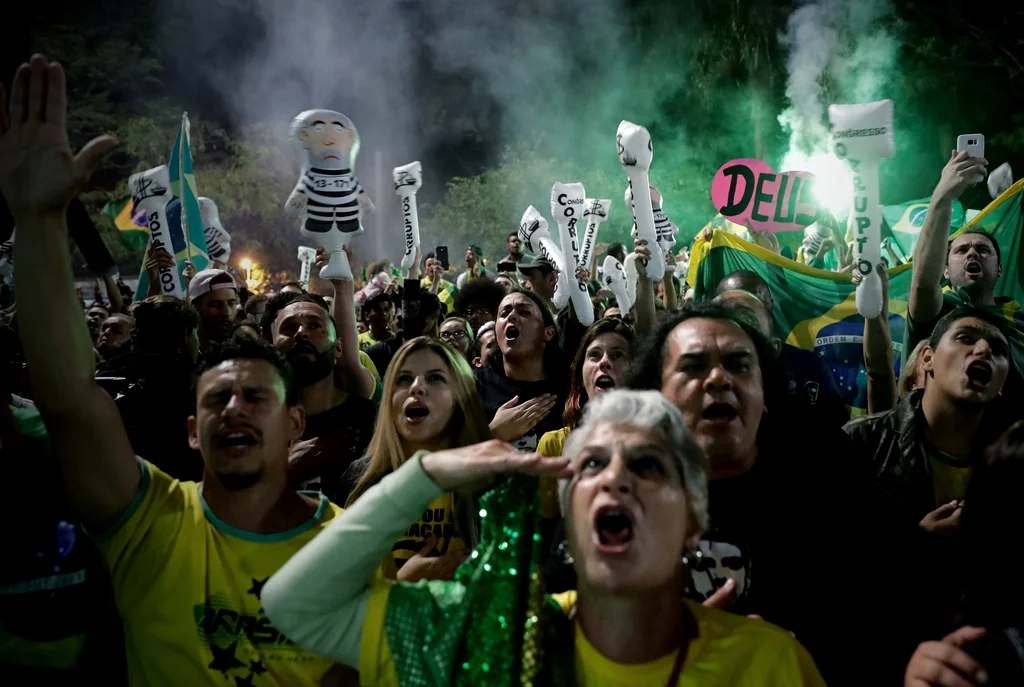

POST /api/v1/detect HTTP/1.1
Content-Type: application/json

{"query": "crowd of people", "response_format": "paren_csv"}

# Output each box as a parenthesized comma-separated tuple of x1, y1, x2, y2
(2, 55, 1022, 687)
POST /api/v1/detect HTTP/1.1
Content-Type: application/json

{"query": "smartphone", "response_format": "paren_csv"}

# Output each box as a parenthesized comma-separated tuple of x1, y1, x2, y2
(956, 133, 985, 158)
(436, 246, 449, 270)
(956, 134, 985, 184)
(497, 259, 516, 273)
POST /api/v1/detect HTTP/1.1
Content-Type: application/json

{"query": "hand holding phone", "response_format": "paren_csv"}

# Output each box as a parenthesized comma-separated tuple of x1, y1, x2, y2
(436, 246, 449, 270)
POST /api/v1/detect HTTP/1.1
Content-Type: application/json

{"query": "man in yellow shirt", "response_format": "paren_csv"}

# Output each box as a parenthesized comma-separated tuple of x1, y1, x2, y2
(2, 56, 342, 686)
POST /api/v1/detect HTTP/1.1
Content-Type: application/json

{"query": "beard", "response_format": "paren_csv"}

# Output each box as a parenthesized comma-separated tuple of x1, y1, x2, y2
(290, 345, 335, 385)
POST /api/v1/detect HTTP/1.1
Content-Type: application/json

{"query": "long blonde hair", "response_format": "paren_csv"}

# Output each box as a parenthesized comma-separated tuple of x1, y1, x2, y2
(346, 337, 490, 507)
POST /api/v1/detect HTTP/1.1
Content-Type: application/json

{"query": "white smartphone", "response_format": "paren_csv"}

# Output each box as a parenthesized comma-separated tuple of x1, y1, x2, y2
(956, 133, 985, 158)
(956, 134, 985, 183)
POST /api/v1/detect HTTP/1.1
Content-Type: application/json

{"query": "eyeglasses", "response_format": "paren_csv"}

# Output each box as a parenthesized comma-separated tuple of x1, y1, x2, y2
(465, 307, 492, 319)
(440, 330, 467, 341)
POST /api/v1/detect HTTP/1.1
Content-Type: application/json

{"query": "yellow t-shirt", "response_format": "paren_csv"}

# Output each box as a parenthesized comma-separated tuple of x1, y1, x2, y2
(385, 493, 465, 576)
(358, 331, 379, 351)
(94, 458, 343, 687)
(538, 426, 572, 519)
(359, 350, 380, 384)
(357, 586, 825, 687)
(928, 452, 973, 505)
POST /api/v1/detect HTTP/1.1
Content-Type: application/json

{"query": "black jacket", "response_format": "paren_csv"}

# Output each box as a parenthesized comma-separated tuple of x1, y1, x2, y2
(843, 390, 1007, 527)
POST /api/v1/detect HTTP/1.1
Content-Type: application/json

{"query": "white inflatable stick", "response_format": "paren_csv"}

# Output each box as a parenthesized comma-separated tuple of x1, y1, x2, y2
(581, 198, 611, 274)
(650, 185, 678, 271)
(286, 109, 373, 281)
(519, 205, 574, 311)
(130, 165, 182, 298)
(198, 197, 231, 266)
(394, 161, 423, 271)
(623, 252, 639, 306)
(518, 206, 565, 273)
(297, 246, 317, 291)
(616, 121, 665, 280)
(602, 255, 631, 313)
(551, 182, 594, 325)
(829, 100, 894, 319)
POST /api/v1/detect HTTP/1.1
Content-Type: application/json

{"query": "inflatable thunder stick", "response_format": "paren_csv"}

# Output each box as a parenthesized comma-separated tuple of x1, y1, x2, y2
(519, 206, 571, 306)
(602, 255, 631, 313)
(617, 121, 665, 281)
(199, 197, 231, 267)
(286, 110, 374, 281)
(297, 246, 317, 291)
(650, 185, 678, 270)
(828, 100, 894, 319)
(394, 161, 423, 272)
(130, 165, 182, 298)
(580, 198, 611, 274)
(623, 253, 640, 307)
(551, 182, 595, 325)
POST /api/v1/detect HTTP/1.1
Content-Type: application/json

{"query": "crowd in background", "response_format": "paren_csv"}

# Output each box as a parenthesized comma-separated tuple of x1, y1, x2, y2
(2, 55, 1023, 687)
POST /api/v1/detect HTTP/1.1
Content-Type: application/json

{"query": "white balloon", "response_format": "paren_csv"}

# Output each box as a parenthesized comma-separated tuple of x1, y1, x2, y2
(394, 161, 423, 271)
(829, 99, 895, 319)
(616, 121, 665, 280)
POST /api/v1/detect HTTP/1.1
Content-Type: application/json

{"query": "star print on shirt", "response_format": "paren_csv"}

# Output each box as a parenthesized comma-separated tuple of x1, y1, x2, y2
(234, 674, 257, 687)
(249, 659, 268, 676)
(247, 577, 269, 600)
(208, 640, 246, 675)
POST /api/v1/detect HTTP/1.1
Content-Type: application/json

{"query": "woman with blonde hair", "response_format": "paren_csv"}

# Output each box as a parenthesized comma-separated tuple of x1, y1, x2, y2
(339, 336, 491, 582)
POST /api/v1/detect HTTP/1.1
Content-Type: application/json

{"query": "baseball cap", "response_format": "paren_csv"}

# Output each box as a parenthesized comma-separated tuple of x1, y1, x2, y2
(187, 269, 237, 304)
(516, 254, 556, 278)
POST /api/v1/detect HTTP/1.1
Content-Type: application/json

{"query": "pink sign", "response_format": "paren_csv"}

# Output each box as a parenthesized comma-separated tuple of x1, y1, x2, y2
(711, 158, 820, 234)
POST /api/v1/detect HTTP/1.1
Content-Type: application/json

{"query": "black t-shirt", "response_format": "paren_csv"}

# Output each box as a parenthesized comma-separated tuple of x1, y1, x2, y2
(686, 418, 886, 685)
(475, 365, 564, 452)
(292, 395, 377, 503)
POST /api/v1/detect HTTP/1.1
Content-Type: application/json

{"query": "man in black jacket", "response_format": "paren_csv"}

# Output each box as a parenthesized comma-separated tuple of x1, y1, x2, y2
(844, 306, 1011, 531)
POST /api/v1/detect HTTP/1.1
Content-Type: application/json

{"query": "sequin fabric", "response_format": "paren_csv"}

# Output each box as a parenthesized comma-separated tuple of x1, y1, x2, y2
(385, 474, 574, 685)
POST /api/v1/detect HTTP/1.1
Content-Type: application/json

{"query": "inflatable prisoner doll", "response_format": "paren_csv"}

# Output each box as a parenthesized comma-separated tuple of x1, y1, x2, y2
(285, 109, 374, 281)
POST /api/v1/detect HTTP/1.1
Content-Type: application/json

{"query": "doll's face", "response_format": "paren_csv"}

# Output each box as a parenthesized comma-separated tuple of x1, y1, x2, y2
(299, 119, 355, 165)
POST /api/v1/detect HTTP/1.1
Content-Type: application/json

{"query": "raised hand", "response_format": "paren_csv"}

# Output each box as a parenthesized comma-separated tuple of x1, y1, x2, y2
(0, 55, 117, 219)
(145, 247, 176, 273)
(934, 150, 988, 205)
(420, 439, 571, 493)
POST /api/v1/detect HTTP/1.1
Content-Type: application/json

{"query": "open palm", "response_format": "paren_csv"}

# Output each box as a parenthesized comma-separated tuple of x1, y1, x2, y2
(0, 55, 116, 217)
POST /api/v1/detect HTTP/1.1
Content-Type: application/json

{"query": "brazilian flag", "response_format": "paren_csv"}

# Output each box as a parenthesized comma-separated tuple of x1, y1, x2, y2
(881, 198, 966, 263)
(687, 180, 1024, 416)
(102, 196, 149, 251)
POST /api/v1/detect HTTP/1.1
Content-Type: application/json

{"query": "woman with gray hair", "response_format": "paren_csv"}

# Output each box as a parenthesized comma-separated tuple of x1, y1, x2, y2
(262, 389, 825, 685)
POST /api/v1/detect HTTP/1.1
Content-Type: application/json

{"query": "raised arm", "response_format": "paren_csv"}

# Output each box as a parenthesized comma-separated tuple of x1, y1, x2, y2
(0, 56, 137, 533)
(910, 151, 987, 324)
(332, 253, 374, 399)
(262, 442, 568, 667)
(103, 274, 123, 313)
(860, 264, 898, 414)
(632, 238, 656, 338)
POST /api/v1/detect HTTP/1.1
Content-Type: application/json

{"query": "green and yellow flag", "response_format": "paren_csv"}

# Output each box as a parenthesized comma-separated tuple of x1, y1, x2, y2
(102, 196, 149, 251)
(134, 114, 211, 302)
(687, 180, 1024, 416)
